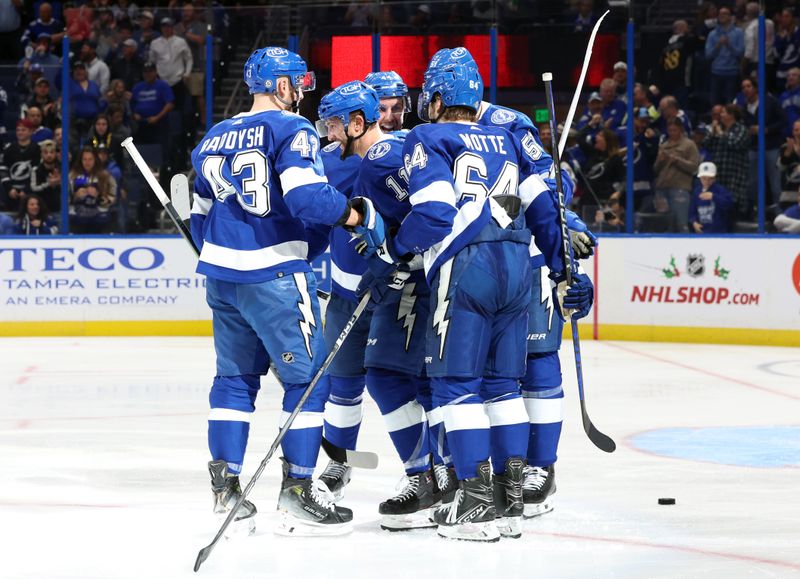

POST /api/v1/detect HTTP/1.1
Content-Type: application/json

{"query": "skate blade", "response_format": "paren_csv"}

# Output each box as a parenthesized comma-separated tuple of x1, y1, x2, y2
(217, 514, 256, 539)
(496, 516, 522, 539)
(274, 513, 353, 537)
(436, 521, 500, 543)
(379, 512, 438, 532)
(523, 498, 554, 519)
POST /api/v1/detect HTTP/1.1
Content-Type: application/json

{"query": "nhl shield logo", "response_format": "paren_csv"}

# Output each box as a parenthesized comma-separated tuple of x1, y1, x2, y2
(687, 253, 705, 278)
(281, 352, 295, 364)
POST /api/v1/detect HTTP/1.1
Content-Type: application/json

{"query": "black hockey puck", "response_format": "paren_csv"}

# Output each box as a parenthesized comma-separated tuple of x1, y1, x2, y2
(658, 498, 676, 505)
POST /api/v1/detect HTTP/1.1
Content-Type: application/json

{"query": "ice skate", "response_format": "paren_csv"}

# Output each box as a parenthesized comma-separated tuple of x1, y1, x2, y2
(275, 458, 353, 537)
(493, 457, 525, 538)
(318, 459, 353, 502)
(208, 459, 256, 536)
(379, 470, 438, 531)
(433, 463, 458, 506)
(522, 464, 556, 518)
(433, 461, 499, 542)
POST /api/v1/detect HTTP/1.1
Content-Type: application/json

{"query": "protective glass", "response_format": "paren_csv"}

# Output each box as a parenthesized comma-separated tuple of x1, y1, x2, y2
(294, 71, 316, 92)
(417, 92, 431, 122)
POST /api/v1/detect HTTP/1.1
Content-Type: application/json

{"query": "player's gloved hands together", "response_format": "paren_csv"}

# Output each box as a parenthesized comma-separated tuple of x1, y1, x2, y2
(356, 258, 410, 310)
(345, 196, 386, 254)
(566, 209, 598, 259)
(552, 272, 594, 321)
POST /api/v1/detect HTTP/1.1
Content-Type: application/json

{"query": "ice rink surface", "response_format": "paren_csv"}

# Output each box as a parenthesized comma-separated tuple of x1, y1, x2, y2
(1, 337, 798, 579)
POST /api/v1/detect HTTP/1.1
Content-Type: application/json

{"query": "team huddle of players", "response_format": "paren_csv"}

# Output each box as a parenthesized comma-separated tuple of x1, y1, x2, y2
(189, 45, 595, 543)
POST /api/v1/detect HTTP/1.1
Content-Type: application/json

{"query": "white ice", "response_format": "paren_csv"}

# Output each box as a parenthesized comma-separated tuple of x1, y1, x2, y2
(1, 337, 798, 579)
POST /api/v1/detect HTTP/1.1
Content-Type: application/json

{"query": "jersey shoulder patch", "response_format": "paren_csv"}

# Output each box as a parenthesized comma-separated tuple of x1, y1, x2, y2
(490, 108, 517, 125)
(367, 140, 392, 161)
(323, 141, 340, 153)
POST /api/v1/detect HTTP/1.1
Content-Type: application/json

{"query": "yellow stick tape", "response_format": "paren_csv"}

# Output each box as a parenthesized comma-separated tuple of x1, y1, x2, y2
(0, 321, 213, 337)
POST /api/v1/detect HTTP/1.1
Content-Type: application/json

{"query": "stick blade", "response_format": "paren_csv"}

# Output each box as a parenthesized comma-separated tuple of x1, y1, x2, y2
(194, 545, 212, 572)
(171, 173, 191, 222)
(320, 437, 379, 469)
(585, 419, 616, 453)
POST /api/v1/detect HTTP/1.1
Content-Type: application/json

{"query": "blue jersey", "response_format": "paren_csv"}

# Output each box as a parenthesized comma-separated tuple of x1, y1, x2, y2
(395, 122, 564, 282)
(477, 102, 552, 177)
(321, 142, 367, 302)
(190, 109, 348, 283)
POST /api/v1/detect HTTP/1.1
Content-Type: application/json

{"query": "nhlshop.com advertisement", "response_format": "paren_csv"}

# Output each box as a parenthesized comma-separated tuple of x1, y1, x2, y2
(593, 237, 800, 345)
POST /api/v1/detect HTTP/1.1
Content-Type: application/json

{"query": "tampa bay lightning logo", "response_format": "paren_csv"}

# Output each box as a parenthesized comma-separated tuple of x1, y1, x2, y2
(323, 142, 340, 153)
(490, 109, 516, 124)
(266, 47, 288, 57)
(368, 141, 391, 160)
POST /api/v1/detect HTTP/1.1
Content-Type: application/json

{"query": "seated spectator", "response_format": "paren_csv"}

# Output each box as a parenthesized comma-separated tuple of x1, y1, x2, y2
(69, 147, 117, 234)
(65, 5, 93, 53)
(105, 79, 133, 124)
(69, 62, 105, 141)
(691, 123, 713, 162)
(574, 0, 597, 33)
(705, 6, 744, 105)
(15, 194, 57, 235)
(94, 142, 121, 183)
(734, 77, 785, 207)
(23, 78, 59, 129)
(131, 62, 174, 145)
(25, 106, 54, 143)
(21, 3, 64, 52)
(409, 4, 431, 31)
(30, 139, 62, 212)
(107, 104, 132, 143)
(81, 41, 110, 94)
(703, 104, 750, 219)
(777, 119, 800, 201)
(612, 61, 628, 102)
(575, 125, 626, 205)
(779, 67, 800, 136)
(773, 192, 800, 232)
(113, 0, 139, 23)
(598, 78, 626, 129)
(110, 38, 143, 92)
(0, 212, 14, 235)
(633, 83, 659, 120)
(346, 0, 375, 27)
(689, 161, 734, 233)
(655, 95, 692, 137)
(775, 8, 800, 92)
(654, 118, 701, 232)
(592, 192, 626, 232)
(88, 113, 121, 162)
(15, 63, 47, 106)
(19, 33, 60, 90)
(94, 7, 119, 61)
(1, 120, 41, 211)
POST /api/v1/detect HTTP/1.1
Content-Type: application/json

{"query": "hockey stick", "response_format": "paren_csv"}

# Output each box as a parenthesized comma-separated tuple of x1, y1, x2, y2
(558, 9, 611, 157)
(542, 72, 616, 454)
(124, 137, 370, 464)
(194, 290, 372, 572)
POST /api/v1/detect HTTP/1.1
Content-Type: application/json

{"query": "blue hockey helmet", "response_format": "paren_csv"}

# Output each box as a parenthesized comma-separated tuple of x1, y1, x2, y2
(243, 46, 316, 95)
(424, 46, 479, 82)
(418, 62, 484, 122)
(364, 70, 412, 115)
(316, 80, 381, 138)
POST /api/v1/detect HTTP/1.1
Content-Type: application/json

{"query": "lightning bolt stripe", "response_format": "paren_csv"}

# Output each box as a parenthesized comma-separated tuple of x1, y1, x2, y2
(396, 282, 417, 352)
(293, 273, 317, 358)
(433, 259, 454, 360)
(539, 266, 554, 332)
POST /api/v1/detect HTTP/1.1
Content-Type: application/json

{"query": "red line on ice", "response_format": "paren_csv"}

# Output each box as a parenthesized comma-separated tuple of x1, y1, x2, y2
(603, 342, 800, 401)
(534, 530, 800, 572)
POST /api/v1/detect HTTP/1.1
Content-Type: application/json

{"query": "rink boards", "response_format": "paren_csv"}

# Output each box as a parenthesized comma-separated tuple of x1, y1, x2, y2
(0, 235, 798, 346)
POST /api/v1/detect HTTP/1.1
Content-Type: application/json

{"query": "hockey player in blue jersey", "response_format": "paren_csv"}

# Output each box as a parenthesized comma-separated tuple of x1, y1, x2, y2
(355, 60, 593, 541)
(428, 47, 597, 518)
(317, 80, 454, 530)
(364, 70, 411, 133)
(189, 47, 376, 537)
(312, 91, 371, 502)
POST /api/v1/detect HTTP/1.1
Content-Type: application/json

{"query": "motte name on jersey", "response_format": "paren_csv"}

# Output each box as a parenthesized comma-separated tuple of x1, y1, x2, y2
(459, 132, 508, 155)
(199, 126, 265, 154)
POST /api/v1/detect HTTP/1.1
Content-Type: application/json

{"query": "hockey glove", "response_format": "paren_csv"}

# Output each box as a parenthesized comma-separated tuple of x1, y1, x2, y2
(552, 272, 594, 321)
(357, 260, 410, 310)
(566, 209, 598, 259)
(543, 170, 574, 205)
(345, 196, 387, 255)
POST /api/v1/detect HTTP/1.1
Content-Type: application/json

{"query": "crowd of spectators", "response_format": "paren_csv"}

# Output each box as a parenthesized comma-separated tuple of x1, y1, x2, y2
(557, 1, 800, 234)
(0, 0, 222, 234)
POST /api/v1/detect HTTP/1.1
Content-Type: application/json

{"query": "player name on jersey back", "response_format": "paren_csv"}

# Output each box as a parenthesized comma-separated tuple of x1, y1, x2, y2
(197, 125, 265, 154)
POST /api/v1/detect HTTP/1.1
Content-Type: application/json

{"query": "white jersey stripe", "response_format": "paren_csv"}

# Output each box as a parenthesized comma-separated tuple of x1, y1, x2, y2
(410, 180, 457, 207)
(200, 240, 308, 271)
(331, 261, 362, 292)
(280, 166, 328, 195)
(519, 174, 548, 210)
(191, 193, 213, 216)
(279, 411, 324, 430)
(382, 400, 425, 432)
(324, 402, 363, 429)
(523, 397, 564, 425)
(485, 397, 529, 427)
(423, 198, 485, 276)
(208, 408, 252, 422)
(442, 402, 490, 432)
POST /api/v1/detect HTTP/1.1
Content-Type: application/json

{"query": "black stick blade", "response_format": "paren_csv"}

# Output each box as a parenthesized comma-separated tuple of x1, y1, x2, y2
(585, 419, 616, 453)
(194, 545, 212, 572)
(320, 437, 379, 469)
